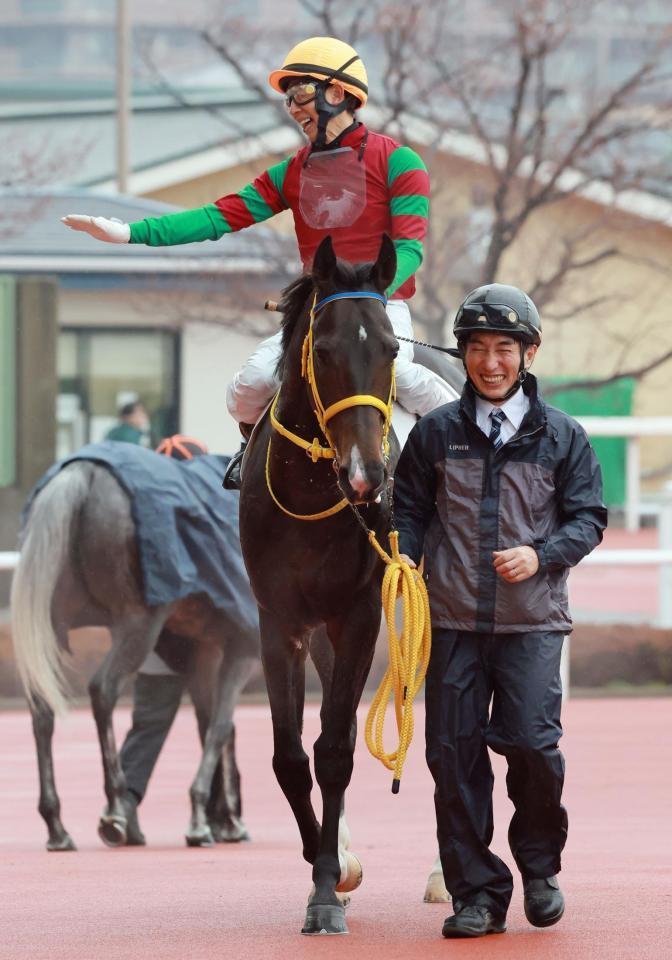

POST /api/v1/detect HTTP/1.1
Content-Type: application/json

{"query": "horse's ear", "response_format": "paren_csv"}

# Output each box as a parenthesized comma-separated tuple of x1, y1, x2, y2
(370, 234, 397, 294)
(311, 236, 337, 288)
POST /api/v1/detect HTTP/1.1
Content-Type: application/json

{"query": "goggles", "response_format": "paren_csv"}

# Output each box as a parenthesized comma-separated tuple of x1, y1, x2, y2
(455, 303, 521, 328)
(284, 80, 319, 109)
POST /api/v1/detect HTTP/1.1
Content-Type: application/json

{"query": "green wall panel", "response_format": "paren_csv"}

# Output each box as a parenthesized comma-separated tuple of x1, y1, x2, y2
(543, 378, 635, 507)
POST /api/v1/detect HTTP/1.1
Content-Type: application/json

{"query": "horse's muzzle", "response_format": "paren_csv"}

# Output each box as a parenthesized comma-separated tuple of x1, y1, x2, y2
(338, 460, 387, 504)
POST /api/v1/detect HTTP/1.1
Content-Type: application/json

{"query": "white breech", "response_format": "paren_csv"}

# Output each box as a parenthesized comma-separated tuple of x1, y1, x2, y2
(225, 300, 457, 429)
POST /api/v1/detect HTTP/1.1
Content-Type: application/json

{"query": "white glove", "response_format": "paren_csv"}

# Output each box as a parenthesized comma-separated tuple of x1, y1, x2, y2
(61, 214, 130, 244)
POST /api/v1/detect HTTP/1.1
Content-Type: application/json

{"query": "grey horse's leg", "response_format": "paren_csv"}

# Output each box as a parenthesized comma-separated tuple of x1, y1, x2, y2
(184, 644, 257, 847)
(190, 687, 248, 843)
(89, 605, 172, 846)
(30, 694, 76, 852)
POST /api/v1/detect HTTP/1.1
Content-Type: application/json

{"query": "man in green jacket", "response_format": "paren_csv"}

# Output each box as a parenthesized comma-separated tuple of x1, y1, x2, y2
(105, 400, 150, 445)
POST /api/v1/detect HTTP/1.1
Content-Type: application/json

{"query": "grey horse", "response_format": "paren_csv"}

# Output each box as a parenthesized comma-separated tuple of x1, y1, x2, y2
(11, 446, 260, 851)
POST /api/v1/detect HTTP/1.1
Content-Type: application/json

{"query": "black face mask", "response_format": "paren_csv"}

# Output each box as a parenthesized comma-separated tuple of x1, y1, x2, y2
(310, 81, 355, 151)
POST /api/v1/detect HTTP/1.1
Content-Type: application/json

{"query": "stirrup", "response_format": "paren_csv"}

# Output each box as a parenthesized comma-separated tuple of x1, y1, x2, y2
(222, 442, 246, 490)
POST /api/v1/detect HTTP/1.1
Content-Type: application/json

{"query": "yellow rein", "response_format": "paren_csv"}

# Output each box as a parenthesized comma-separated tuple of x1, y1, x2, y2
(266, 290, 431, 791)
(364, 530, 431, 793)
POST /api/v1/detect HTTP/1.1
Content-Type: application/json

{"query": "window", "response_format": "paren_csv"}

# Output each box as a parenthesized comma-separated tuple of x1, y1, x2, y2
(57, 328, 179, 458)
(0, 279, 16, 488)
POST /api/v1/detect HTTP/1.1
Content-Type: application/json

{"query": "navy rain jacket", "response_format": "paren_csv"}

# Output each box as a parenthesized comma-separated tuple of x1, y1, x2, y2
(393, 375, 608, 634)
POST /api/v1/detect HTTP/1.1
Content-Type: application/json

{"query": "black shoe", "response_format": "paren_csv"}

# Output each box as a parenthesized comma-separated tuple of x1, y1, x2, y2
(222, 441, 247, 491)
(523, 876, 564, 928)
(442, 905, 507, 939)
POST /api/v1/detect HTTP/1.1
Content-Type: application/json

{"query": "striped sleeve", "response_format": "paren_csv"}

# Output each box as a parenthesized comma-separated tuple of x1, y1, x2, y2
(386, 145, 430, 295)
(129, 157, 291, 246)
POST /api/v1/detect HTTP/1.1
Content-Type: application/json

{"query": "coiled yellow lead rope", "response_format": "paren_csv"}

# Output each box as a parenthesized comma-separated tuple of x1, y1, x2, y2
(364, 530, 432, 793)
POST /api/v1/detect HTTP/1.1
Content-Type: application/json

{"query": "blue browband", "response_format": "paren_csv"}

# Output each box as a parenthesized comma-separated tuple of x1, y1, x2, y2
(313, 291, 388, 314)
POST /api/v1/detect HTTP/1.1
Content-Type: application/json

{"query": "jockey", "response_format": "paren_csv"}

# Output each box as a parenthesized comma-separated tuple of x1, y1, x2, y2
(62, 36, 454, 485)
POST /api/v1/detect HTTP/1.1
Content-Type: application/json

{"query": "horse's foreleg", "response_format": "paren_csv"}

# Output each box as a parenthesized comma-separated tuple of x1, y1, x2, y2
(30, 694, 76, 852)
(185, 649, 256, 847)
(310, 627, 359, 893)
(303, 598, 379, 936)
(89, 606, 170, 846)
(260, 609, 321, 866)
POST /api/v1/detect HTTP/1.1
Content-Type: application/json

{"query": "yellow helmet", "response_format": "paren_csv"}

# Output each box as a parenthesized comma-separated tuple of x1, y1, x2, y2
(268, 36, 368, 106)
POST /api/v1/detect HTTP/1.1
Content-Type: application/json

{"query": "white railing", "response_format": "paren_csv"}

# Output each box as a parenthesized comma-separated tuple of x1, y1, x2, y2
(575, 416, 672, 533)
(1, 547, 668, 696)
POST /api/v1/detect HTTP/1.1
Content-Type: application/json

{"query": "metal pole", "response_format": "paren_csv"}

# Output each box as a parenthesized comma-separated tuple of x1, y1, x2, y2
(658, 483, 672, 628)
(116, 0, 130, 194)
(625, 436, 640, 533)
(560, 635, 570, 701)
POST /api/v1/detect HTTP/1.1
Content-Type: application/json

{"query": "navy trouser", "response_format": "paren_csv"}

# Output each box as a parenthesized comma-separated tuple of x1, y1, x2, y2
(425, 628, 568, 918)
(120, 673, 186, 803)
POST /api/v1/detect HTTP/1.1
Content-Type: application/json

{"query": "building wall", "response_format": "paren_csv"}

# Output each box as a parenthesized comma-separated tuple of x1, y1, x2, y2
(57, 276, 281, 456)
(181, 323, 260, 455)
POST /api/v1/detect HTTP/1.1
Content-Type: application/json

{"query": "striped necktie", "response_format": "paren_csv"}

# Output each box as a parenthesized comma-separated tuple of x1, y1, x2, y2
(489, 408, 506, 450)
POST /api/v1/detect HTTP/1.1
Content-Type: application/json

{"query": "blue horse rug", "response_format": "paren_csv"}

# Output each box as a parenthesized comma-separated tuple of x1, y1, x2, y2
(23, 443, 258, 638)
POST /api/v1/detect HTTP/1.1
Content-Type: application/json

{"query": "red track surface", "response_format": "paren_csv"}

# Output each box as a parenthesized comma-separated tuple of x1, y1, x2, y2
(1, 698, 670, 960)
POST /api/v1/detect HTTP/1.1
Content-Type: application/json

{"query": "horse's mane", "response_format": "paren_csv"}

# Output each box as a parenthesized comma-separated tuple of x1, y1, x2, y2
(275, 258, 375, 379)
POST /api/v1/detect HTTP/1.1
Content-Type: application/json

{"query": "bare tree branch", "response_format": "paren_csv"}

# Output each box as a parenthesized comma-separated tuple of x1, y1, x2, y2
(544, 346, 672, 396)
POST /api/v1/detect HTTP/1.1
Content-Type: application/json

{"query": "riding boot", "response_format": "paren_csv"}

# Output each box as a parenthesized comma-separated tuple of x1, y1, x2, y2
(222, 440, 247, 490)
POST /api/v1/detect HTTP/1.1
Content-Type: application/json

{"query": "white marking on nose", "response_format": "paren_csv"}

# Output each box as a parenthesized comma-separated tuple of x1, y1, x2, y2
(348, 444, 369, 496)
(358, 325, 367, 342)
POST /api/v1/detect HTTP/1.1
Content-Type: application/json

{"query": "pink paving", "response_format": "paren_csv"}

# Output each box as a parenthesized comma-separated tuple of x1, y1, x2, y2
(1, 698, 670, 960)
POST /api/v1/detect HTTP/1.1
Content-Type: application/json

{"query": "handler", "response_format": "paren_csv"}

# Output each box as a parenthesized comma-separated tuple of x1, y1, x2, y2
(61, 36, 454, 485)
(393, 283, 607, 938)
(105, 435, 209, 847)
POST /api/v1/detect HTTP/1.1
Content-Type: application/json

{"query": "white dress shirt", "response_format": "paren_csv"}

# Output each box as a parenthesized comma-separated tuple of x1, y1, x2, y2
(475, 386, 530, 445)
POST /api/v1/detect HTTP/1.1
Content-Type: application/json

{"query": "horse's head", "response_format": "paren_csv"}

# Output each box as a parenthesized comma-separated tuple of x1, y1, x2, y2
(308, 235, 399, 504)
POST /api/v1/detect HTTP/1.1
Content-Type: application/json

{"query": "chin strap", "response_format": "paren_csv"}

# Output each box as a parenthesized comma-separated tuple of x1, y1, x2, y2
(310, 54, 362, 151)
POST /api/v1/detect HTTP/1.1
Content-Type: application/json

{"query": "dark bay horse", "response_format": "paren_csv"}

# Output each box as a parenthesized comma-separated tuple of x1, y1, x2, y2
(239, 235, 402, 935)
(11, 452, 259, 850)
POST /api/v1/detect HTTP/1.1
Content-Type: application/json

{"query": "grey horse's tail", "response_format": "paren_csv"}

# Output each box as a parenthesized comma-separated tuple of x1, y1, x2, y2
(11, 464, 90, 715)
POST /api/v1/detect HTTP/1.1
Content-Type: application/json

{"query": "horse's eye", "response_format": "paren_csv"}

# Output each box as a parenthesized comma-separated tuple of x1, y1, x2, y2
(313, 346, 331, 366)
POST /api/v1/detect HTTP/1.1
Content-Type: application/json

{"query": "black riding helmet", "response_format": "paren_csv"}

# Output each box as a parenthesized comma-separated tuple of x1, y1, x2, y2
(452, 283, 542, 401)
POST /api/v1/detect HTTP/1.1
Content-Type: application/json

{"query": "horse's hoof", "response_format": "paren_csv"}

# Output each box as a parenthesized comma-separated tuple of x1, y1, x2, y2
(210, 818, 250, 843)
(423, 871, 451, 903)
(302, 903, 348, 935)
(185, 825, 215, 847)
(98, 815, 127, 848)
(46, 834, 77, 852)
(336, 850, 362, 893)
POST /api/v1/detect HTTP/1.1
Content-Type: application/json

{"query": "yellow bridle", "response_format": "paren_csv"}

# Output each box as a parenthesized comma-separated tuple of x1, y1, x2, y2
(267, 292, 396, 520)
